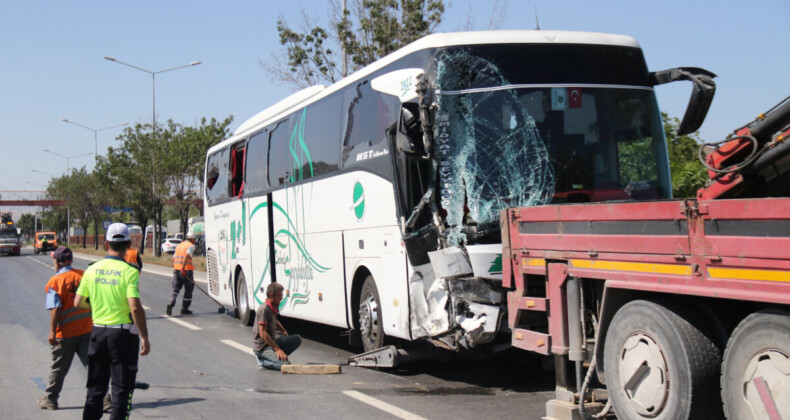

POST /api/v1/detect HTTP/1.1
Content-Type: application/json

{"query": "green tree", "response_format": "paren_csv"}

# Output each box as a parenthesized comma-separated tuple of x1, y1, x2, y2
(168, 116, 233, 234)
(663, 112, 710, 198)
(100, 122, 164, 254)
(17, 213, 36, 239)
(265, 0, 445, 88)
(100, 117, 232, 254)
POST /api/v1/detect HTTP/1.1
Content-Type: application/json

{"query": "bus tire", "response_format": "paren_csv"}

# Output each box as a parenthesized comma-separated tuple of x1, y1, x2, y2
(721, 310, 790, 420)
(236, 271, 253, 326)
(603, 299, 722, 420)
(358, 275, 385, 352)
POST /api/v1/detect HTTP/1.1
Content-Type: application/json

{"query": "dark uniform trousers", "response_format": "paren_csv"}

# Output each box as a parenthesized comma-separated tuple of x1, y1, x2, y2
(169, 270, 194, 310)
(83, 326, 139, 420)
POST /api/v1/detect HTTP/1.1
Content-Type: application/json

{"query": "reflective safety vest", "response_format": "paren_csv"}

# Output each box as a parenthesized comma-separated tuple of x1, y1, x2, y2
(173, 241, 194, 271)
(45, 269, 92, 338)
(124, 248, 141, 270)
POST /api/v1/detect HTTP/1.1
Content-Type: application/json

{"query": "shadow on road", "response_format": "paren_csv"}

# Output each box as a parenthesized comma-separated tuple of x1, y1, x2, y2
(133, 397, 205, 409)
(277, 318, 555, 394)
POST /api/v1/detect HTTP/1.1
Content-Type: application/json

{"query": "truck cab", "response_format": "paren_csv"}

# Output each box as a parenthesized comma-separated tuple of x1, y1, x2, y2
(34, 231, 58, 254)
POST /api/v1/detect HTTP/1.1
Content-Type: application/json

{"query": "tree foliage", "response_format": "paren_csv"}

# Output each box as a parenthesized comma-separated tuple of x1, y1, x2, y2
(17, 213, 36, 238)
(663, 112, 710, 198)
(265, 0, 445, 88)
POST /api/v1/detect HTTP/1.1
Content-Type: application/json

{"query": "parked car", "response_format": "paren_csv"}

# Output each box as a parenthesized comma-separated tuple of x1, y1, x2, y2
(34, 231, 58, 254)
(161, 237, 182, 254)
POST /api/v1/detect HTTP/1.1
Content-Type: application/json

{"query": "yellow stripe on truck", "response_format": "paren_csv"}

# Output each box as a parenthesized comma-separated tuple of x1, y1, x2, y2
(570, 259, 692, 276)
(521, 258, 546, 267)
(708, 268, 790, 283)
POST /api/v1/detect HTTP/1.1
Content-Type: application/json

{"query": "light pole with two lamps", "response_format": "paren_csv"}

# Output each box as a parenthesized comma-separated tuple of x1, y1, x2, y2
(60, 119, 128, 163)
(42, 149, 92, 246)
(103, 56, 201, 256)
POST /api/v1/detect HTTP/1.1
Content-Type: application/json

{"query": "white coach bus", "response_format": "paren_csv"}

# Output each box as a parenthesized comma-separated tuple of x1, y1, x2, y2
(203, 30, 710, 353)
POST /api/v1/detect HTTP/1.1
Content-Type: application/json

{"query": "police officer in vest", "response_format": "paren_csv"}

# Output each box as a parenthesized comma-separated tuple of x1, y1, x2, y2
(167, 228, 196, 316)
(74, 223, 150, 419)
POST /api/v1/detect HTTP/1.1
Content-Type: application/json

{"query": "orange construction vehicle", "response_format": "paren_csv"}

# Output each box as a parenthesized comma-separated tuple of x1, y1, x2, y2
(34, 231, 58, 254)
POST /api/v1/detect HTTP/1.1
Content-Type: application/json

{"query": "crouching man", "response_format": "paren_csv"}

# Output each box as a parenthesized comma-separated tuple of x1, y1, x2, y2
(253, 283, 301, 370)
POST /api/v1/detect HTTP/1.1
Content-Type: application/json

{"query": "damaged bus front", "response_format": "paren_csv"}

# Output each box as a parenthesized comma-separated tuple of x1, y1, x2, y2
(383, 41, 681, 352)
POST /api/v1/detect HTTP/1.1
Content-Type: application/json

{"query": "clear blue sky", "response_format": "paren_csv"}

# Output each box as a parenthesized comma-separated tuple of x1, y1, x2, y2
(1, 0, 788, 215)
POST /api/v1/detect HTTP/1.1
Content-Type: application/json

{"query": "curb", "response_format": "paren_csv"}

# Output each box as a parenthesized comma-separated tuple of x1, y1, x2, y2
(71, 251, 208, 284)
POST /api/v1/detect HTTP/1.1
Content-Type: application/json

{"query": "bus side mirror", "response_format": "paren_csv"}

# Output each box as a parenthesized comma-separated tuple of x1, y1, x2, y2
(649, 67, 716, 135)
(397, 104, 425, 156)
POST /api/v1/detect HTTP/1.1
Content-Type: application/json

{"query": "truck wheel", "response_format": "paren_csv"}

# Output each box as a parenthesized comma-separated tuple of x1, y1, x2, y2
(721, 310, 790, 420)
(236, 271, 254, 326)
(358, 275, 385, 352)
(603, 300, 722, 420)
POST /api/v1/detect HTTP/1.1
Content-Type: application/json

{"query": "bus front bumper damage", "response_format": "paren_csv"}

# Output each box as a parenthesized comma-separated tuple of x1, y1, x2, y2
(408, 246, 505, 351)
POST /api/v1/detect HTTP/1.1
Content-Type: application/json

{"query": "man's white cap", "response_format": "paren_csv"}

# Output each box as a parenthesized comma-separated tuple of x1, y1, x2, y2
(106, 223, 131, 242)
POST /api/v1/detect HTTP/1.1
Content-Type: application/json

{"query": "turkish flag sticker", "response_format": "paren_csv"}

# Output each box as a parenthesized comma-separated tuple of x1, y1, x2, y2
(568, 88, 582, 108)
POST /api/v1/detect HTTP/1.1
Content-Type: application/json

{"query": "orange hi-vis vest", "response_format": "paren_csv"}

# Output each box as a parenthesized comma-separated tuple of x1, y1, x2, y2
(45, 269, 92, 338)
(173, 241, 194, 271)
(125, 248, 140, 268)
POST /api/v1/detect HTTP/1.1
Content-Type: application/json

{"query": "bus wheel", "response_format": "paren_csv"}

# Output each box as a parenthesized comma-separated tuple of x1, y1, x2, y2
(236, 272, 253, 326)
(721, 310, 790, 420)
(603, 300, 722, 420)
(358, 275, 384, 352)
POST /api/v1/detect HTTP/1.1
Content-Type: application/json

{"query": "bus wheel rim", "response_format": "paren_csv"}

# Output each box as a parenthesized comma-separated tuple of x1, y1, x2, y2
(359, 295, 378, 342)
(239, 280, 248, 314)
(741, 349, 790, 418)
(618, 332, 669, 416)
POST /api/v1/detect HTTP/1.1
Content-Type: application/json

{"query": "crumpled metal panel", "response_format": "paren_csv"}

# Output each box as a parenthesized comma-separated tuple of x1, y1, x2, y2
(434, 49, 555, 246)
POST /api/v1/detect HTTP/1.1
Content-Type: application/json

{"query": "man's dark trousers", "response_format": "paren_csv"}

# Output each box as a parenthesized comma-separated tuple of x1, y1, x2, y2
(169, 270, 194, 310)
(83, 326, 139, 420)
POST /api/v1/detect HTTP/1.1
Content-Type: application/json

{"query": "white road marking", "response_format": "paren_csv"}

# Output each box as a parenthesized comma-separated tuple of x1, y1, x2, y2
(26, 256, 51, 269)
(142, 305, 151, 310)
(343, 390, 427, 420)
(221, 339, 254, 356)
(162, 315, 202, 330)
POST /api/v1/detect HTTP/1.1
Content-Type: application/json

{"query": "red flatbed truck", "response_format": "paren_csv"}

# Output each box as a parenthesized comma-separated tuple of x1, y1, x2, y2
(503, 96, 790, 419)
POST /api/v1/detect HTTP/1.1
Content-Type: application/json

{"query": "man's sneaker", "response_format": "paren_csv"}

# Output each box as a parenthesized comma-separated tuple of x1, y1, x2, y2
(37, 397, 57, 410)
(103, 394, 112, 413)
(180, 308, 193, 315)
(166, 305, 173, 316)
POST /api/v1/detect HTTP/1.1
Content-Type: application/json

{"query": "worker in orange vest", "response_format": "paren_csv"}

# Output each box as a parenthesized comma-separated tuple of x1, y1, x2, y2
(38, 247, 92, 410)
(124, 247, 143, 272)
(167, 230, 196, 316)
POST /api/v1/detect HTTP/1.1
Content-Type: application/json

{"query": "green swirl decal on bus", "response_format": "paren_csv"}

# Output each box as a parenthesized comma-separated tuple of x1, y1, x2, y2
(249, 198, 331, 307)
(353, 182, 365, 220)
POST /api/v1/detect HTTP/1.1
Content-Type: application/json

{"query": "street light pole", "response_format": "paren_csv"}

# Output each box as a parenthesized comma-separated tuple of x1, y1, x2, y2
(103, 56, 201, 256)
(103, 57, 200, 133)
(27, 181, 45, 232)
(43, 149, 92, 246)
(61, 119, 128, 163)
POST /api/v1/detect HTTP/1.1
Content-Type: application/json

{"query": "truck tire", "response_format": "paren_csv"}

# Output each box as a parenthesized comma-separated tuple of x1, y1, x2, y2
(358, 275, 385, 352)
(603, 299, 722, 420)
(721, 310, 790, 420)
(236, 271, 254, 326)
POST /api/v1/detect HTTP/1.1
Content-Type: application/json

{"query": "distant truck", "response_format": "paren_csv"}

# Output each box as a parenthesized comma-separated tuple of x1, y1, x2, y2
(34, 231, 58, 254)
(166, 219, 182, 238)
(0, 212, 21, 256)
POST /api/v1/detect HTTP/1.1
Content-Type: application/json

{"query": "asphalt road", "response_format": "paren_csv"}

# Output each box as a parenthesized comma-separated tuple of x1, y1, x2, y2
(0, 248, 554, 420)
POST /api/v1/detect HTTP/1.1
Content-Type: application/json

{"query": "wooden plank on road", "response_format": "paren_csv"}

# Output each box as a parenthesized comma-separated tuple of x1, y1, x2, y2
(281, 364, 342, 374)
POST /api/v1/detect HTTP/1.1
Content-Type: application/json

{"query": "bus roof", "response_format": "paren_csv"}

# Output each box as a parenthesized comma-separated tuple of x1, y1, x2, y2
(211, 30, 640, 154)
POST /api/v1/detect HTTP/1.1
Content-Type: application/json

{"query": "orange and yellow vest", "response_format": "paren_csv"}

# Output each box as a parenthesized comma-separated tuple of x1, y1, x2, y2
(124, 248, 140, 270)
(45, 269, 92, 338)
(173, 241, 194, 271)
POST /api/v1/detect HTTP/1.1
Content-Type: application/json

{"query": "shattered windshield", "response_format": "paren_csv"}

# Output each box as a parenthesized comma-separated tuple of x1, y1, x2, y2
(433, 45, 670, 245)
